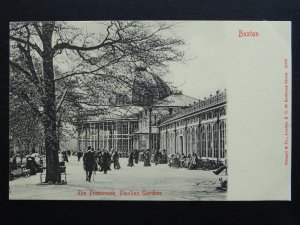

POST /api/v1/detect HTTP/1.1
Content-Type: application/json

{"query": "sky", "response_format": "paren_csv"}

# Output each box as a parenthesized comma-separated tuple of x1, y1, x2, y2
(69, 21, 227, 100)
(164, 21, 227, 99)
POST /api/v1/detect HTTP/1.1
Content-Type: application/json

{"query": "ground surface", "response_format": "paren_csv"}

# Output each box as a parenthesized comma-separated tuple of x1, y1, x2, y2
(9, 155, 226, 200)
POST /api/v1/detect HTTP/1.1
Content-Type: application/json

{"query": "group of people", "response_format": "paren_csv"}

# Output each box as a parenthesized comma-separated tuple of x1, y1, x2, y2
(9, 153, 44, 177)
(127, 149, 140, 166)
(127, 149, 151, 167)
(81, 147, 226, 183)
(169, 152, 199, 170)
(82, 146, 121, 182)
(154, 149, 168, 165)
(127, 149, 168, 167)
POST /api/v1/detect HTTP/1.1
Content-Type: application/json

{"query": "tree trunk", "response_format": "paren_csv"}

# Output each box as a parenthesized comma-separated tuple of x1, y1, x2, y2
(41, 22, 61, 183)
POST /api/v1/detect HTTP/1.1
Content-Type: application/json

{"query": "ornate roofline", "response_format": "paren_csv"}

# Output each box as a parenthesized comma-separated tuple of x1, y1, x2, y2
(158, 89, 227, 125)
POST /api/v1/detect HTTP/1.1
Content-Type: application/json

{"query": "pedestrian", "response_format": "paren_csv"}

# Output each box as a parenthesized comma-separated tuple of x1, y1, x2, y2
(10, 155, 17, 170)
(169, 154, 174, 167)
(62, 151, 68, 163)
(140, 150, 144, 161)
(180, 153, 186, 168)
(189, 152, 198, 170)
(77, 151, 83, 162)
(91, 149, 97, 174)
(113, 150, 121, 170)
(154, 149, 160, 166)
(185, 154, 191, 168)
(83, 146, 95, 182)
(134, 149, 139, 164)
(173, 153, 180, 168)
(102, 149, 110, 174)
(108, 149, 112, 171)
(127, 150, 134, 167)
(144, 149, 151, 167)
(98, 150, 104, 171)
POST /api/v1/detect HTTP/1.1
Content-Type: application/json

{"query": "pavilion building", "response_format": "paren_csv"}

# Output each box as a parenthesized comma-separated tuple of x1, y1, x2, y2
(159, 90, 227, 161)
(76, 90, 227, 161)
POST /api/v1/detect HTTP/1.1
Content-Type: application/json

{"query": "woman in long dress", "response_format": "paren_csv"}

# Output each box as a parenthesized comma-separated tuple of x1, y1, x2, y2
(113, 151, 121, 170)
(127, 150, 134, 167)
(143, 149, 151, 167)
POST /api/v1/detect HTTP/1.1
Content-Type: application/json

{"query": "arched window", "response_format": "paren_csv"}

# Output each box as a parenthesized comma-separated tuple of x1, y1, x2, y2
(207, 124, 212, 157)
(200, 125, 206, 157)
(220, 121, 226, 158)
(213, 123, 219, 158)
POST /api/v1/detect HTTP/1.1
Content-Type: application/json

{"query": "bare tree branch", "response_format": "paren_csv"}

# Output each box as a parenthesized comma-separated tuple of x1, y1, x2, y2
(52, 39, 119, 53)
(56, 87, 69, 112)
(18, 90, 42, 118)
(10, 59, 43, 93)
(32, 23, 44, 40)
(17, 43, 41, 85)
(9, 36, 43, 56)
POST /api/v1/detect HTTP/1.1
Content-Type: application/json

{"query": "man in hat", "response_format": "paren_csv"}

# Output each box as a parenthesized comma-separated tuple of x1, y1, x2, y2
(112, 150, 121, 170)
(77, 151, 83, 162)
(102, 149, 110, 174)
(134, 149, 139, 164)
(83, 146, 95, 182)
(127, 150, 134, 167)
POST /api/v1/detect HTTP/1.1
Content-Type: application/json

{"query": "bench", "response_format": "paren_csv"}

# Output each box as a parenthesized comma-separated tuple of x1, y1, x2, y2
(20, 164, 31, 177)
(40, 166, 67, 184)
(11, 168, 23, 177)
(10, 164, 31, 179)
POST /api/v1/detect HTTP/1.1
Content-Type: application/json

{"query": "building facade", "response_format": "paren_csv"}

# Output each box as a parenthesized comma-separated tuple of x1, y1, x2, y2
(159, 90, 227, 161)
(77, 119, 138, 153)
(77, 90, 227, 161)
(132, 94, 199, 152)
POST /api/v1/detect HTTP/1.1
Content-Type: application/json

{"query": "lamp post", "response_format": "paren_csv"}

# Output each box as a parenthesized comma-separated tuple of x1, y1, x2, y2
(148, 107, 152, 152)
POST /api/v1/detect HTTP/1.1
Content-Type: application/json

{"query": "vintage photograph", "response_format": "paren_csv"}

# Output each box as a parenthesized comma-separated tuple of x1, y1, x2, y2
(9, 21, 228, 200)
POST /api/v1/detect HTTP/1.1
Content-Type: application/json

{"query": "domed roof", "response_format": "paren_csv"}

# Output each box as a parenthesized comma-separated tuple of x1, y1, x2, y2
(132, 67, 172, 106)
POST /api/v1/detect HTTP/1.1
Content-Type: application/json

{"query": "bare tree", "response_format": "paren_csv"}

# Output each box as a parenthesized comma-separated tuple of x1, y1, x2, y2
(9, 21, 184, 183)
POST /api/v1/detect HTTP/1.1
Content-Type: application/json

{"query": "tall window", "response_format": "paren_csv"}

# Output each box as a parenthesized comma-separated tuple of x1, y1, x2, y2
(207, 124, 212, 157)
(192, 127, 196, 154)
(200, 125, 206, 157)
(196, 127, 200, 156)
(169, 133, 173, 153)
(123, 139, 128, 152)
(123, 123, 128, 134)
(176, 131, 179, 153)
(187, 128, 191, 154)
(168, 133, 172, 152)
(220, 121, 226, 158)
(213, 123, 219, 158)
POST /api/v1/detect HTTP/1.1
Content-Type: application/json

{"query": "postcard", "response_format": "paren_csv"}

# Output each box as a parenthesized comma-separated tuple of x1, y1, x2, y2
(9, 21, 291, 200)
